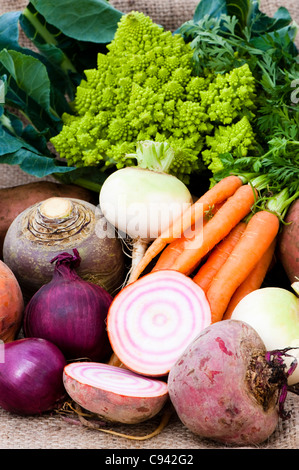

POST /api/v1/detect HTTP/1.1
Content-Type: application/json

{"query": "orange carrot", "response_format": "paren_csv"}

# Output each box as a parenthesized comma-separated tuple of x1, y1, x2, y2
(128, 175, 243, 283)
(192, 221, 247, 292)
(222, 238, 276, 320)
(206, 211, 280, 323)
(151, 227, 194, 272)
(168, 184, 258, 276)
(152, 202, 224, 272)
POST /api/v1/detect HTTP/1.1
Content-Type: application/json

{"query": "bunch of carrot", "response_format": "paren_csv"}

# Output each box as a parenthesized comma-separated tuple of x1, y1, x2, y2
(129, 175, 280, 323)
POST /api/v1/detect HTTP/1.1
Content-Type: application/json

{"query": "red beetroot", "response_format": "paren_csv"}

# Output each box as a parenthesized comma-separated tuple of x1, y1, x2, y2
(168, 319, 291, 446)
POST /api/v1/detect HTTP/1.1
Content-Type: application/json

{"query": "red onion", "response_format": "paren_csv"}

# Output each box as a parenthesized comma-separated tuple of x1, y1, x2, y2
(0, 337, 66, 416)
(23, 249, 113, 361)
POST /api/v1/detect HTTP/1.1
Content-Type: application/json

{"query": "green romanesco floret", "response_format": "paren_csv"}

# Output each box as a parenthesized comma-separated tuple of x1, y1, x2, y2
(50, 11, 258, 183)
(201, 115, 256, 174)
(200, 64, 256, 124)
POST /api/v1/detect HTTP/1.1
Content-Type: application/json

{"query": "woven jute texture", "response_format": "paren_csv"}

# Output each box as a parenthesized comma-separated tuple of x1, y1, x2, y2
(0, 0, 299, 450)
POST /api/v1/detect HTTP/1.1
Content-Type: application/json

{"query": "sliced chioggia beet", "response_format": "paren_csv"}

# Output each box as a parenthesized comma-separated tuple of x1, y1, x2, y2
(63, 362, 169, 424)
(107, 270, 211, 377)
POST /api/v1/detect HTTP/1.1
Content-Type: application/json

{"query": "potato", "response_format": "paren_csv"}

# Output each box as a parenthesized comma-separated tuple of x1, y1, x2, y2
(168, 320, 281, 446)
(0, 182, 95, 259)
(277, 198, 299, 283)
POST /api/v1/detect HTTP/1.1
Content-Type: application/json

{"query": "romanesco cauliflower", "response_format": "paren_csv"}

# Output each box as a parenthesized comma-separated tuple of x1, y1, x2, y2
(202, 115, 256, 173)
(51, 11, 258, 183)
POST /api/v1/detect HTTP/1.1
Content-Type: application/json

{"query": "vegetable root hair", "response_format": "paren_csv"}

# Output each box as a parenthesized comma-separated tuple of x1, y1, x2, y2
(60, 401, 173, 441)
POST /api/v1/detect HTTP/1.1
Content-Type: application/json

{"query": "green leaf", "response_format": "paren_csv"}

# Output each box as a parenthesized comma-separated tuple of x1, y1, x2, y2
(0, 49, 51, 112)
(20, 5, 78, 74)
(0, 11, 76, 111)
(225, 0, 259, 31)
(0, 148, 75, 177)
(19, 2, 110, 94)
(30, 0, 123, 43)
(0, 113, 52, 156)
(0, 126, 22, 155)
(250, 6, 293, 36)
(0, 11, 22, 51)
(193, 0, 227, 22)
(56, 166, 108, 192)
(1, 103, 75, 177)
(0, 49, 62, 134)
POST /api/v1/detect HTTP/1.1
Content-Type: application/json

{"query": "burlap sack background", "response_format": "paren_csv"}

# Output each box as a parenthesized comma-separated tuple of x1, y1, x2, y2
(0, 0, 298, 449)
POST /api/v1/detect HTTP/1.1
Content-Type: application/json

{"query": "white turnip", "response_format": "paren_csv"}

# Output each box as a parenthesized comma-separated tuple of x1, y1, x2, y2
(231, 287, 299, 385)
(168, 319, 294, 446)
(99, 141, 193, 281)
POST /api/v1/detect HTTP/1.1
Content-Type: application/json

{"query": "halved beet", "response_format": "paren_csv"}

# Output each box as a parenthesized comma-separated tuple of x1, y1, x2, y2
(63, 362, 169, 424)
(106, 270, 211, 377)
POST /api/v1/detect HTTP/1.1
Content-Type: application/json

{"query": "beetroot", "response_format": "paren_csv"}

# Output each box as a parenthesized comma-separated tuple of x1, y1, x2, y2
(63, 362, 169, 424)
(278, 198, 299, 284)
(168, 319, 291, 446)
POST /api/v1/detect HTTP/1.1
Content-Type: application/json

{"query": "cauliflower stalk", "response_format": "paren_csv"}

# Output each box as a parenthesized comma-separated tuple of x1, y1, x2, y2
(51, 11, 257, 183)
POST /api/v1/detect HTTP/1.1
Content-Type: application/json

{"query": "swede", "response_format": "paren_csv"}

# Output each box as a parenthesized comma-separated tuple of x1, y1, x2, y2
(168, 319, 293, 446)
(3, 197, 125, 297)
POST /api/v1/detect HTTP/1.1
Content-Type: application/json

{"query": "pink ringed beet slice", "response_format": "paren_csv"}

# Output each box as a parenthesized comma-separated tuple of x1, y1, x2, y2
(63, 362, 169, 424)
(107, 270, 211, 377)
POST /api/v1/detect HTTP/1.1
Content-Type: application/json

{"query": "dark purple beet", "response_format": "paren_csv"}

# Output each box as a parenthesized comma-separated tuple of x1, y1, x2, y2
(0, 337, 66, 416)
(23, 249, 113, 361)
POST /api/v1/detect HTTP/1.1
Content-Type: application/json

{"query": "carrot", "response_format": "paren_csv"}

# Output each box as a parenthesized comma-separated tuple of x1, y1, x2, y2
(152, 202, 224, 272)
(168, 184, 258, 276)
(192, 221, 247, 292)
(222, 238, 276, 320)
(206, 210, 280, 323)
(128, 175, 243, 283)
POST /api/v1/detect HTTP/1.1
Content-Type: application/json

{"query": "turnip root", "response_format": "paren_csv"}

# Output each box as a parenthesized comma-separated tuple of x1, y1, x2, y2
(168, 319, 293, 446)
(63, 362, 168, 424)
(99, 141, 193, 283)
(231, 287, 299, 385)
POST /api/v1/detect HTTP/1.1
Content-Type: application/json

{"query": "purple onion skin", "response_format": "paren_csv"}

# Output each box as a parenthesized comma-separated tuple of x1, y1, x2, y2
(23, 251, 113, 361)
(0, 338, 66, 416)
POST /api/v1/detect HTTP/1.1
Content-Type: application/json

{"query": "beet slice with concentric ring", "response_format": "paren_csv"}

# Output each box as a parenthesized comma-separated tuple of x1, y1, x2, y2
(63, 361, 168, 424)
(107, 270, 211, 377)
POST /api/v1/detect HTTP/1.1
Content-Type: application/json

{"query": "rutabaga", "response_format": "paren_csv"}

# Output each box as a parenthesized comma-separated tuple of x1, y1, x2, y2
(99, 141, 193, 281)
(3, 197, 125, 297)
